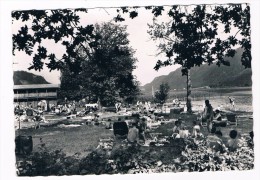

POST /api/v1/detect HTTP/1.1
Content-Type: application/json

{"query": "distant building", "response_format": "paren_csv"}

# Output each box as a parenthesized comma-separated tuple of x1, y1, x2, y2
(13, 84, 60, 107)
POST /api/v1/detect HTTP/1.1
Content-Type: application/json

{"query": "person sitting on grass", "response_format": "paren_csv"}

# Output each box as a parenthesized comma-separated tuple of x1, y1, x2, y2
(206, 126, 226, 152)
(213, 109, 222, 121)
(226, 130, 243, 151)
(127, 123, 140, 145)
(172, 120, 181, 139)
(94, 114, 99, 122)
(91, 114, 99, 125)
(105, 119, 113, 129)
(192, 120, 203, 138)
(249, 131, 254, 140)
(179, 126, 189, 138)
(33, 110, 45, 129)
(173, 98, 181, 107)
(247, 131, 254, 148)
(212, 109, 227, 131)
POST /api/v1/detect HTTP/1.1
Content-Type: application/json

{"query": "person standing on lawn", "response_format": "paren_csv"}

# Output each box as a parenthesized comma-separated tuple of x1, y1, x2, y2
(202, 99, 214, 132)
(115, 102, 121, 113)
(138, 117, 147, 144)
(228, 96, 235, 109)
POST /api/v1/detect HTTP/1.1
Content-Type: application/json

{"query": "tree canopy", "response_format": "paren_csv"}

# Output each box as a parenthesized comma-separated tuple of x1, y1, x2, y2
(114, 4, 251, 70)
(12, 9, 95, 73)
(113, 4, 251, 112)
(154, 82, 170, 104)
(59, 22, 139, 106)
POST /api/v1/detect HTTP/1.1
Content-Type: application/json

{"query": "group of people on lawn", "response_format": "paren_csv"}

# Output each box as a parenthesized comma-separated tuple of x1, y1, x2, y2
(113, 98, 253, 153)
(179, 99, 252, 152)
(112, 116, 148, 146)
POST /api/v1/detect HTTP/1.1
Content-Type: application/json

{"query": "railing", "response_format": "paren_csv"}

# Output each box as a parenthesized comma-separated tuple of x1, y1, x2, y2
(14, 92, 57, 99)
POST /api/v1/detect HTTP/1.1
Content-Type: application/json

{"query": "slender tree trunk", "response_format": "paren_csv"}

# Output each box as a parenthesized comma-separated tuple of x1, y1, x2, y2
(97, 96, 102, 111)
(186, 69, 192, 113)
(47, 100, 50, 112)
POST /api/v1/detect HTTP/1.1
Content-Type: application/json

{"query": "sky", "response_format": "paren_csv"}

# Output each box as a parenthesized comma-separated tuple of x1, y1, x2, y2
(12, 6, 180, 86)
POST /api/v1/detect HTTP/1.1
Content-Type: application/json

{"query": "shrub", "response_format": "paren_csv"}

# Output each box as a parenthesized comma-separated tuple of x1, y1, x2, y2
(16, 136, 254, 176)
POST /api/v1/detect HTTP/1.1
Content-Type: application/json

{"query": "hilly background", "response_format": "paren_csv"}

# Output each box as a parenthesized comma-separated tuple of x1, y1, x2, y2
(142, 48, 252, 94)
(13, 48, 252, 90)
(13, 71, 50, 85)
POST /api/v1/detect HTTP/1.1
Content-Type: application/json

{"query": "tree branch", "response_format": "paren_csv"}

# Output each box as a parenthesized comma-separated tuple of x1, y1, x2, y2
(234, 29, 241, 38)
(69, 21, 93, 58)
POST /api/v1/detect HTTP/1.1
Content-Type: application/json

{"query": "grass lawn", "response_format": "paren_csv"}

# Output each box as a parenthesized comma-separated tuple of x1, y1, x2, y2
(16, 122, 114, 157)
(16, 108, 253, 159)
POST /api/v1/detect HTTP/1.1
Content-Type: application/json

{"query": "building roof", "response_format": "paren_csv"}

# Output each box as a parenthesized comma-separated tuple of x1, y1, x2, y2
(13, 84, 60, 90)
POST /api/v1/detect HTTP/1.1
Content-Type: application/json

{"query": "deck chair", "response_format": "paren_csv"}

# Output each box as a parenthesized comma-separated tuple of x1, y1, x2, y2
(212, 119, 227, 127)
(113, 121, 129, 139)
(26, 109, 34, 116)
(226, 113, 238, 126)
(15, 135, 33, 155)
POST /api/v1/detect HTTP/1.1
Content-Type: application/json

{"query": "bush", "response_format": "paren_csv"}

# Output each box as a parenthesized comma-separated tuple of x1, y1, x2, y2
(16, 137, 254, 176)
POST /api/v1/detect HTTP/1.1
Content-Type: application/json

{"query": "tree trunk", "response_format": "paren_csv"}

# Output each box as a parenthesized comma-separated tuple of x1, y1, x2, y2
(186, 69, 192, 113)
(97, 97, 102, 111)
(47, 100, 50, 112)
